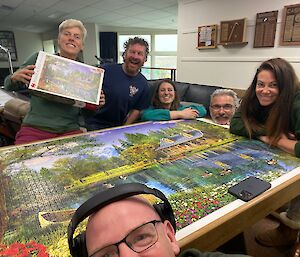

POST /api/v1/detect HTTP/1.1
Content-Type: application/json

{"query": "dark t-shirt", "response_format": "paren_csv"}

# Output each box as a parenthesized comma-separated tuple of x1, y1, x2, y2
(85, 63, 149, 130)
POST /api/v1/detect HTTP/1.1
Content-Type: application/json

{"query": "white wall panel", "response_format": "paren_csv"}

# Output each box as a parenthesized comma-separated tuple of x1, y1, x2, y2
(177, 0, 300, 89)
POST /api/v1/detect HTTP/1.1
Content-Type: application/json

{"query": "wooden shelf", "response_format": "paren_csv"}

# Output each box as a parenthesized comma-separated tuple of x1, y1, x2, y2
(218, 42, 248, 47)
(196, 45, 218, 50)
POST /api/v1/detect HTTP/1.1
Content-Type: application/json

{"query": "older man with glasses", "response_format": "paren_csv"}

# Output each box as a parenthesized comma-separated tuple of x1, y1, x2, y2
(209, 89, 239, 125)
(72, 184, 250, 257)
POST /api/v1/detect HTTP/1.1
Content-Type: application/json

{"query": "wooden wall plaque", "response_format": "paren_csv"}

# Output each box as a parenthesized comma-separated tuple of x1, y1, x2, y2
(219, 18, 247, 45)
(197, 24, 217, 49)
(280, 4, 300, 46)
(254, 11, 278, 48)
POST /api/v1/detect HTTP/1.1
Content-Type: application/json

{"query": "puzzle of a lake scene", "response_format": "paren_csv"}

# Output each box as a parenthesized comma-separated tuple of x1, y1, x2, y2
(1, 119, 300, 256)
(28, 51, 104, 104)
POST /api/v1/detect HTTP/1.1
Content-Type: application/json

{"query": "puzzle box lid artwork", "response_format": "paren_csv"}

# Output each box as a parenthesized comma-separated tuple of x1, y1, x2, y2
(29, 51, 104, 105)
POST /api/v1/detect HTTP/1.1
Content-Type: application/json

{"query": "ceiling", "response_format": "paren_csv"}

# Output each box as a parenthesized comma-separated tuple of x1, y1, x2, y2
(0, 0, 178, 33)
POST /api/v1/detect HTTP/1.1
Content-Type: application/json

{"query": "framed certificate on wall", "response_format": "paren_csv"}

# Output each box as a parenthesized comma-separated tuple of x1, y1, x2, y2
(254, 11, 278, 48)
(280, 4, 300, 45)
(197, 24, 218, 49)
(0, 31, 17, 61)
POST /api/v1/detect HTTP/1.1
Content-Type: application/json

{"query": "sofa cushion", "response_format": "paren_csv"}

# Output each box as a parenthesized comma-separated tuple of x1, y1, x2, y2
(147, 80, 223, 110)
(183, 84, 222, 109)
(173, 81, 190, 100)
(4, 98, 30, 120)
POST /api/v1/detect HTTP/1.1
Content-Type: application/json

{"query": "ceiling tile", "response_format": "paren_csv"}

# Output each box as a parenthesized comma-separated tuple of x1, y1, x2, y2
(90, 0, 133, 11)
(139, 0, 177, 9)
(0, 7, 11, 16)
(66, 6, 107, 19)
(9, 4, 41, 19)
(36, 7, 67, 19)
(113, 16, 144, 26)
(165, 5, 178, 15)
(23, 0, 60, 8)
(0, 0, 23, 8)
(48, 1, 86, 12)
(21, 24, 53, 33)
(87, 12, 127, 23)
(114, 4, 152, 16)
(63, 0, 100, 5)
(0, 0, 178, 32)
(135, 10, 171, 20)
(127, 0, 147, 3)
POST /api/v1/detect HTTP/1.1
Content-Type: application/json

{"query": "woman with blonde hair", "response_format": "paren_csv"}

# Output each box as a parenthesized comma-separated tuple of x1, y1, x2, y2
(4, 19, 104, 144)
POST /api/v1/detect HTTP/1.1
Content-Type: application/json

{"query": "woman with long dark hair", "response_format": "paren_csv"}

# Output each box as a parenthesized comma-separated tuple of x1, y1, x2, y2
(230, 58, 300, 247)
(141, 79, 206, 121)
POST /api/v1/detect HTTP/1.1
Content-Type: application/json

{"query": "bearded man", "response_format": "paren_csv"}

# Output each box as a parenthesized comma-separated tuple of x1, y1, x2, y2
(85, 37, 150, 130)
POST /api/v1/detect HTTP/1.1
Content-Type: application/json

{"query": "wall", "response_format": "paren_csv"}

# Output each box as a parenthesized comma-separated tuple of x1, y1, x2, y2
(177, 0, 300, 89)
(0, 28, 43, 69)
(41, 25, 98, 65)
(97, 25, 176, 34)
(42, 24, 176, 66)
(96, 25, 177, 65)
(82, 23, 99, 66)
(0, 22, 175, 73)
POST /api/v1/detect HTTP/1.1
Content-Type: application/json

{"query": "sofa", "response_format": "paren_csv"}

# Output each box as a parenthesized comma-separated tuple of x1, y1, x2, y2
(0, 97, 30, 146)
(0, 80, 245, 146)
(148, 79, 245, 111)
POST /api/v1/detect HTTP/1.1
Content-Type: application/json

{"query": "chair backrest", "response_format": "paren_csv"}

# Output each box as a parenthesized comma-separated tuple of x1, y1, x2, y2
(147, 80, 223, 110)
(4, 98, 30, 121)
(0, 98, 30, 143)
(182, 83, 222, 110)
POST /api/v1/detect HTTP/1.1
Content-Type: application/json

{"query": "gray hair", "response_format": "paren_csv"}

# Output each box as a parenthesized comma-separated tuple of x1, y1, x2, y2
(59, 19, 87, 42)
(210, 89, 239, 108)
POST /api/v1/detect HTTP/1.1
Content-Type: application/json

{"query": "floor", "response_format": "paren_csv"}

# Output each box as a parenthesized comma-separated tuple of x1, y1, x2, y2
(216, 215, 295, 257)
(243, 216, 292, 257)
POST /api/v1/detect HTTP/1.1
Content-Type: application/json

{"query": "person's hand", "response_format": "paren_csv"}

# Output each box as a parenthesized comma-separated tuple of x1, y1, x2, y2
(259, 135, 271, 145)
(11, 65, 35, 85)
(259, 133, 297, 155)
(180, 108, 199, 119)
(287, 132, 296, 140)
(259, 133, 294, 146)
(99, 90, 105, 107)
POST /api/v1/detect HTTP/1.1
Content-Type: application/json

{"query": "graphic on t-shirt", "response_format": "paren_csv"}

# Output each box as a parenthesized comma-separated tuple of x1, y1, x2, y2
(129, 85, 138, 97)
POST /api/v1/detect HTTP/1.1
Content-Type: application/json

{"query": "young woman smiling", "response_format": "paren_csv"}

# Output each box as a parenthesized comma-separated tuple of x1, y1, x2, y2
(230, 58, 300, 247)
(230, 58, 300, 156)
(141, 79, 206, 121)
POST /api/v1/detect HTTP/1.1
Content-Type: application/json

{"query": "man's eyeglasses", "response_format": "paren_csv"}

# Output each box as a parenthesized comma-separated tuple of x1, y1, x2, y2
(89, 220, 161, 257)
(210, 104, 234, 111)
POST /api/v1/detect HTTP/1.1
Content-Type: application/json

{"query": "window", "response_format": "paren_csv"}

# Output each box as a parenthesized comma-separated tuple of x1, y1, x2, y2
(118, 34, 177, 79)
(43, 40, 55, 54)
(154, 35, 177, 51)
(154, 56, 177, 68)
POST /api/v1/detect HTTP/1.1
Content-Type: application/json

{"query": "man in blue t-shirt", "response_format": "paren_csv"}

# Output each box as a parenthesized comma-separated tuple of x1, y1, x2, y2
(85, 37, 150, 130)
